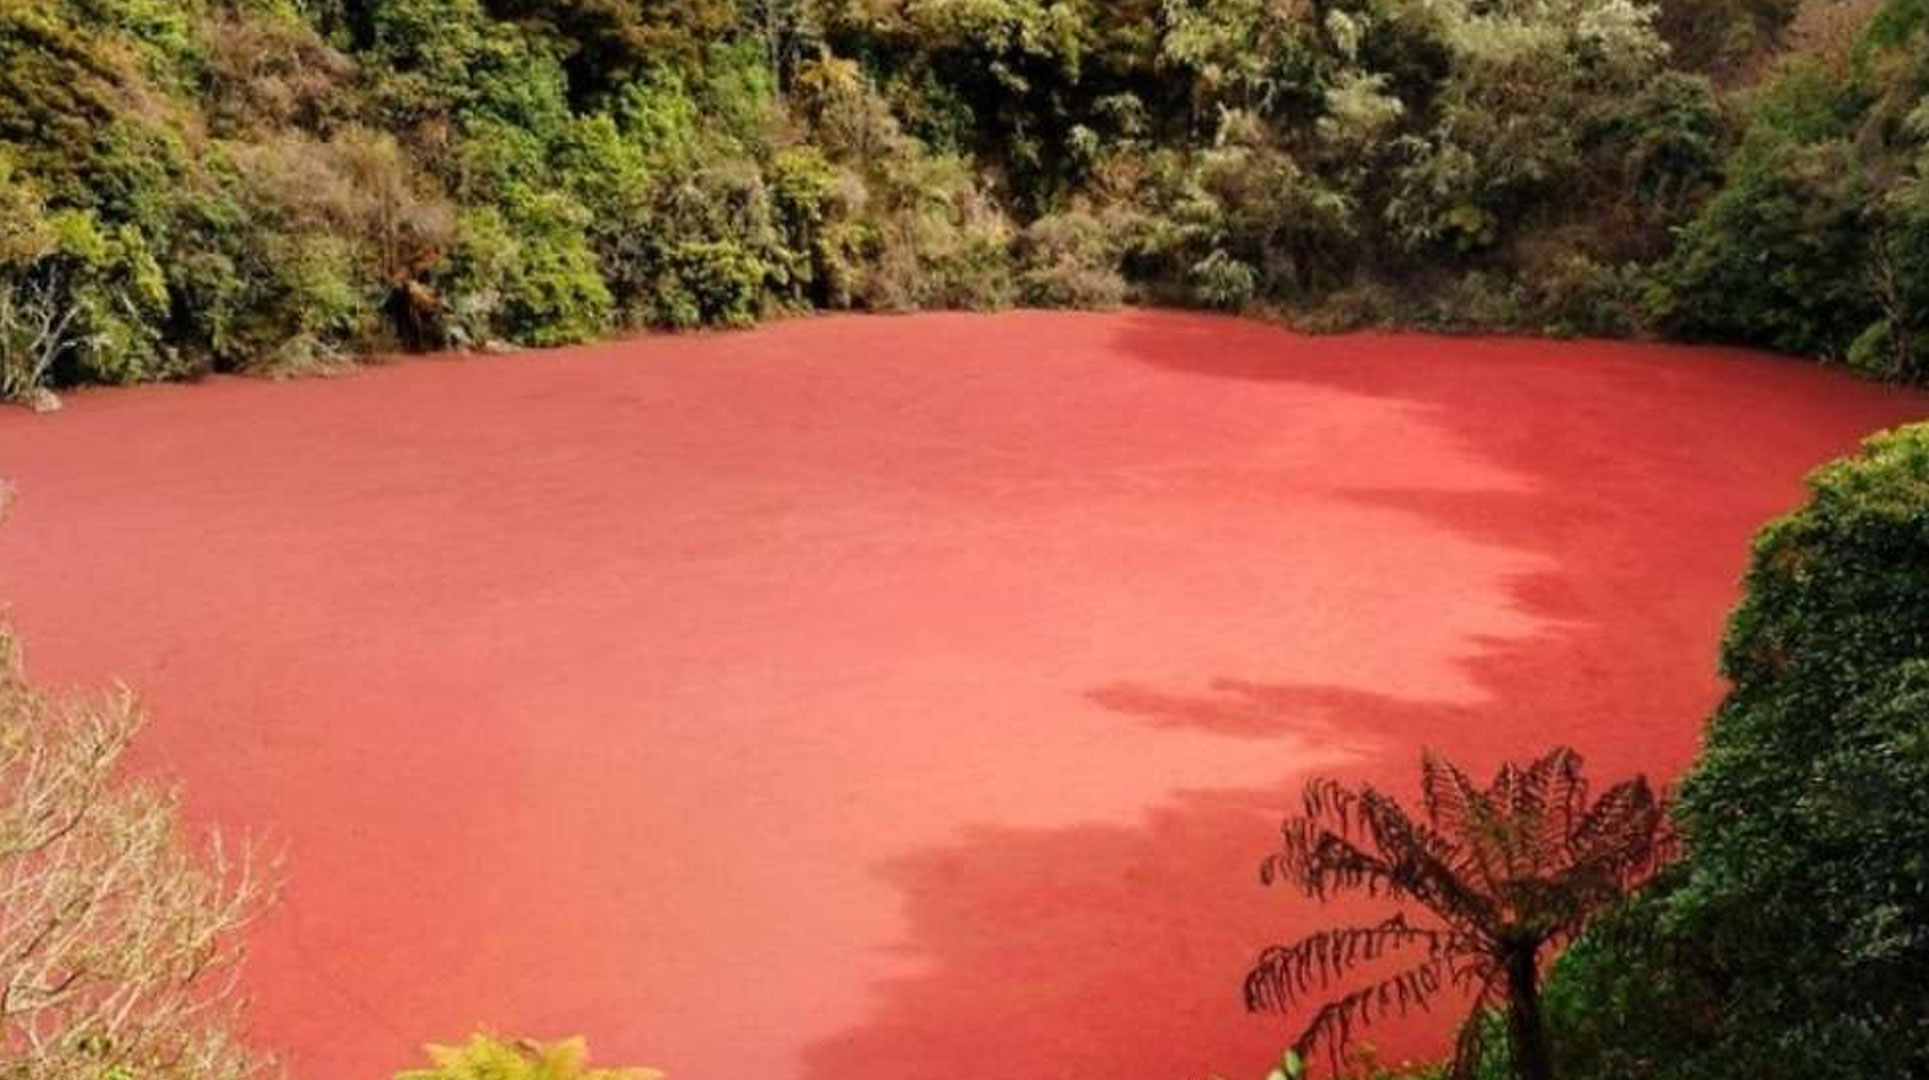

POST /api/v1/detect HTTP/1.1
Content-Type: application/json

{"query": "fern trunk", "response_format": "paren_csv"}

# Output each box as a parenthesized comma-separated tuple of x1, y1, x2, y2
(1505, 945, 1555, 1080)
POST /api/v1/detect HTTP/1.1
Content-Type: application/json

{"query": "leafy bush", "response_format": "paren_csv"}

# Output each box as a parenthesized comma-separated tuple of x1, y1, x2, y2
(1, 163, 88, 399)
(1584, 72, 1724, 224)
(1525, 253, 1646, 338)
(1189, 133, 1357, 300)
(1548, 422, 1929, 1080)
(454, 194, 610, 347)
(197, 7, 358, 139)
(1, 201, 173, 389)
(1212, 1045, 1446, 1080)
(767, 144, 843, 305)
(1189, 249, 1259, 310)
(482, 0, 736, 102)
(174, 131, 453, 369)
(396, 1034, 660, 1080)
(1017, 209, 1129, 308)
(1652, 0, 1800, 72)
(654, 240, 769, 330)
(1655, 134, 1877, 359)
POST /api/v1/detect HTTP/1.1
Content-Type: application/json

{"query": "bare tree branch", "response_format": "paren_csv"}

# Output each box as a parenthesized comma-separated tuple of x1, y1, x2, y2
(0, 627, 275, 1080)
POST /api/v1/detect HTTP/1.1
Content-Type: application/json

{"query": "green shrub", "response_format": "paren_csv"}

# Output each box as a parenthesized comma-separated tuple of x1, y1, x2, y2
(549, 55, 800, 332)
(1211, 1046, 1446, 1080)
(1858, 153, 1929, 382)
(0, 11, 193, 275)
(396, 1034, 660, 1080)
(1289, 280, 1407, 333)
(438, 207, 519, 348)
(358, 0, 575, 142)
(1583, 72, 1724, 227)
(1426, 270, 1526, 330)
(1526, 252, 1647, 338)
(197, 6, 358, 138)
(481, 0, 736, 103)
(1652, 0, 1799, 72)
(0, 204, 175, 388)
(1017, 209, 1129, 308)
(1655, 134, 1877, 358)
(654, 240, 769, 330)
(1175, 127, 1356, 299)
(497, 208, 608, 347)
(1189, 249, 1258, 310)
(768, 144, 841, 306)
(1384, 135, 1500, 256)
(1, 162, 74, 397)
(170, 132, 450, 368)
(441, 195, 609, 348)
(1549, 422, 1929, 1080)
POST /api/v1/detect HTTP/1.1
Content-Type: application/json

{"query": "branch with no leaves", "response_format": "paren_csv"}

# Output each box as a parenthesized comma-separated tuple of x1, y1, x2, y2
(0, 628, 275, 1080)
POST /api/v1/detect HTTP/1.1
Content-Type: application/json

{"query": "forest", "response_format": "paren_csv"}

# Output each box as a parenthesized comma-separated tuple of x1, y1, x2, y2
(5, 0, 1929, 404)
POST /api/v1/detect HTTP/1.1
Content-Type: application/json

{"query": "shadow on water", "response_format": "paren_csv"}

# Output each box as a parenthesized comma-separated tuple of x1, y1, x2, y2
(801, 311, 1929, 1080)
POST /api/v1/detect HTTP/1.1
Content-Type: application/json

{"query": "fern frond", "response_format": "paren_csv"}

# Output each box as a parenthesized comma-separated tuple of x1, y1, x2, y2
(1281, 954, 1452, 1075)
(1244, 914, 1445, 1013)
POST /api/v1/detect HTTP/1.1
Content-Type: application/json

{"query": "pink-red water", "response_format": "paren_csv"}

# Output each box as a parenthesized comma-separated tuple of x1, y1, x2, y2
(0, 311, 1921, 1080)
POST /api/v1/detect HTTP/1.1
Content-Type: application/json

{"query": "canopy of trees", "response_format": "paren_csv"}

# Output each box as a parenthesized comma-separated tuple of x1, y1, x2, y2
(3, 0, 1928, 401)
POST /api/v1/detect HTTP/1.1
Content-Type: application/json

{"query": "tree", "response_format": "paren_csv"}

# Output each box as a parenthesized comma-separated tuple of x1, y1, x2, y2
(1246, 749, 1671, 1080)
(481, 0, 738, 100)
(1548, 420, 1929, 1080)
(0, 158, 174, 402)
(739, 0, 823, 89)
(0, 166, 73, 405)
(0, 622, 269, 1080)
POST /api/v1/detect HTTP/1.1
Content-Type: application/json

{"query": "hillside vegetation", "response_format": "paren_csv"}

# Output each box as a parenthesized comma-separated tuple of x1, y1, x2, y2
(3, 0, 1929, 399)
(1543, 422, 1929, 1080)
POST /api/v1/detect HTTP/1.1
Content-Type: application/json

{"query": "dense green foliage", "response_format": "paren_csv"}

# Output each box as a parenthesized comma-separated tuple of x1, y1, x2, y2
(0, 0, 1020, 394)
(1545, 421, 1929, 1080)
(1657, 4, 1929, 379)
(7, 0, 1926, 399)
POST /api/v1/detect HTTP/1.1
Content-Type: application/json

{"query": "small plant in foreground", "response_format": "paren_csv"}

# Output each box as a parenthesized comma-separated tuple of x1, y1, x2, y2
(395, 1034, 662, 1080)
(1246, 748, 1670, 1080)
(1215, 1045, 1444, 1080)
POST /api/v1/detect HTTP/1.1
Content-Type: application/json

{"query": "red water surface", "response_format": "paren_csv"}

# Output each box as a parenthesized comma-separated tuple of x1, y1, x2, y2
(0, 311, 1922, 1080)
